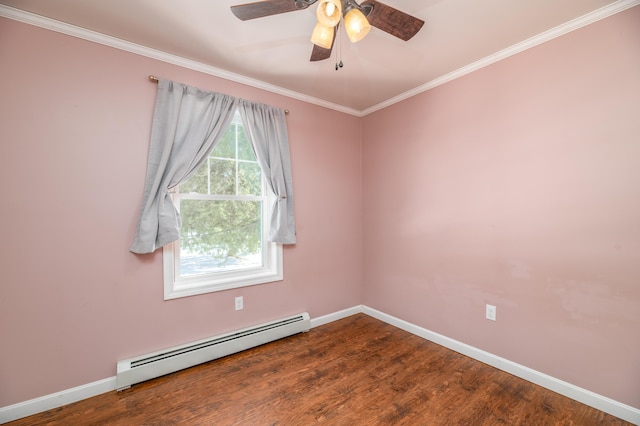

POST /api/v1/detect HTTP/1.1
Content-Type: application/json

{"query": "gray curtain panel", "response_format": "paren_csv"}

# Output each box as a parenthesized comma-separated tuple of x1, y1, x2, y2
(130, 79, 296, 254)
(238, 100, 296, 244)
(129, 79, 238, 254)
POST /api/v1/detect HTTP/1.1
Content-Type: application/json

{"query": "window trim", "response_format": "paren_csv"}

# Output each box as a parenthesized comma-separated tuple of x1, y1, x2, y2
(163, 237, 282, 300)
(162, 114, 284, 300)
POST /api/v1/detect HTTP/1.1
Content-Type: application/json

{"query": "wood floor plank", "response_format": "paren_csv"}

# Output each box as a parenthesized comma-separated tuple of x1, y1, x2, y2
(6, 314, 632, 425)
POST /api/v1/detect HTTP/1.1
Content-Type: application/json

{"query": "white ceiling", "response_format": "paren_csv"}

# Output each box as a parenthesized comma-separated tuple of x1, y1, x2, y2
(0, 0, 632, 114)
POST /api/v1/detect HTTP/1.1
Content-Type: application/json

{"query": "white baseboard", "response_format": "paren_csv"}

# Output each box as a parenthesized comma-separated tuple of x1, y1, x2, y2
(361, 305, 640, 425)
(0, 308, 362, 423)
(310, 305, 363, 328)
(0, 377, 117, 424)
(3, 305, 638, 425)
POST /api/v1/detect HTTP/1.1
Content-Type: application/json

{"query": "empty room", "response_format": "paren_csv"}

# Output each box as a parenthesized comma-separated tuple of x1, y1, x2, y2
(0, 0, 638, 424)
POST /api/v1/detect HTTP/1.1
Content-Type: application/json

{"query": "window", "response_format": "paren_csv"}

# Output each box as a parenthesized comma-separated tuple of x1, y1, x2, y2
(163, 112, 282, 299)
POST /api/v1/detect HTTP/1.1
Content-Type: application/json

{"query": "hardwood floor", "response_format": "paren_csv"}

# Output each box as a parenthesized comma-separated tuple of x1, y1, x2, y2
(8, 314, 631, 425)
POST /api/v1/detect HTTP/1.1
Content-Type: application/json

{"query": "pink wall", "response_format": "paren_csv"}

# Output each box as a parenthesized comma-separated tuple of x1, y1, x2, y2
(1, 5, 639, 413)
(362, 7, 640, 408)
(0, 18, 362, 406)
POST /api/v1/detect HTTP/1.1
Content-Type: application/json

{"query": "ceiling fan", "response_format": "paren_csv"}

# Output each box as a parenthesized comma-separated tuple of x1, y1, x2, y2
(230, 0, 424, 62)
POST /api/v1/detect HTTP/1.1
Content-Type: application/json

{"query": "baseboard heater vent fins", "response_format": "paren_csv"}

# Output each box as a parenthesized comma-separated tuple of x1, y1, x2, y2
(116, 312, 310, 390)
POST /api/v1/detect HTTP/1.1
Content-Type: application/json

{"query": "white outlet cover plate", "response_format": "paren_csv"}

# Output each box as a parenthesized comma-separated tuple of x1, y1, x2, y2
(486, 304, 497, 321)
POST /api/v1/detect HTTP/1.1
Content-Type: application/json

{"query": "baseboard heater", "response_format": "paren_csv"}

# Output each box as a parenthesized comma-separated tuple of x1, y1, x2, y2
(116, 312, 310, 391)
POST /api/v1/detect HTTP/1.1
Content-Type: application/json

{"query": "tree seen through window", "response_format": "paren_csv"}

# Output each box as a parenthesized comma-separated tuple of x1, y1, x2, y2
(176, 117, 264, 276)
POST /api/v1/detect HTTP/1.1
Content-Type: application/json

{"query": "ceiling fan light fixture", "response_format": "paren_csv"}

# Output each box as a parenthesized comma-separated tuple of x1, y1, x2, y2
(316, 0, 342, 27)
(310, 22, 335, 49)
(344, 7, 370, 43)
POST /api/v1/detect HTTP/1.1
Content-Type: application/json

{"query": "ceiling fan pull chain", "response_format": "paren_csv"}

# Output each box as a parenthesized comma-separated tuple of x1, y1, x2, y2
(335, 22, 340, 70)
(336, 19, 344, 71)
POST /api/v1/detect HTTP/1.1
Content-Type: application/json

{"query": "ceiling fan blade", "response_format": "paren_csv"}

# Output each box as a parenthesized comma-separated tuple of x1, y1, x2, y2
(361, 0, 424, 41)
(310, 22, 338, 61)
(310, 44, 333, 61)
(231, 0, 314, 21)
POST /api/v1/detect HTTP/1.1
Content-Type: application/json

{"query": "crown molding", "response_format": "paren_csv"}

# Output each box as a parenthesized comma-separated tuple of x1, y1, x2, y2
(361, 0, 640, 115)
(0, 4, 361, 117)
(1, 0, 638, 117)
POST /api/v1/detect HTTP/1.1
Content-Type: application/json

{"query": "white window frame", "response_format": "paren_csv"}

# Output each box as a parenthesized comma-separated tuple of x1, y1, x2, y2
(163, 117, 283, 300)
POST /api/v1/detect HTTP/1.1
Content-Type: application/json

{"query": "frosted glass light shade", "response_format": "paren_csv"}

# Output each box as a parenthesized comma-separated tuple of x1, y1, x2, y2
(311, 22, 335, 49)
(344, 8, 370, 43)
(316, 0, 342, 27)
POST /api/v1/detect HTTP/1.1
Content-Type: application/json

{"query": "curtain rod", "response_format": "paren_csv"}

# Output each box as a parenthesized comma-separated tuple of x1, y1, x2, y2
(148, 75, 289, 114)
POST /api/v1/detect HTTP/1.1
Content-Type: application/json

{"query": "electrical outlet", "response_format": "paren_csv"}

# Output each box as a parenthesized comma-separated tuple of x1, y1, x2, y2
(235, 296, 243, 311)
(486, 304, 496, 321)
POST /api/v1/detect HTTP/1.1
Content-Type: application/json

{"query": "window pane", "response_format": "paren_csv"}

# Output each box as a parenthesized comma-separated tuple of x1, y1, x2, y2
(238, 162, 262, 195)
(179, 199, 263, 277)
(209, 158, 235, 195)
